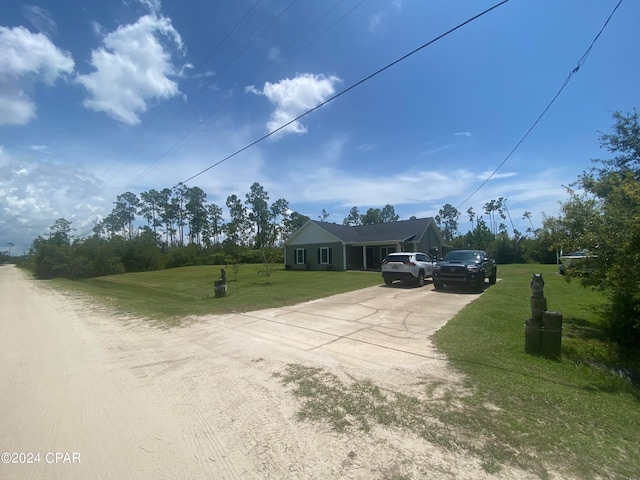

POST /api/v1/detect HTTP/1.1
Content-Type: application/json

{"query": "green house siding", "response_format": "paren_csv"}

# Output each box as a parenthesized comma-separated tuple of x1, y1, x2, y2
(285, 242, 344, 271)
(283, 218, 445, 271)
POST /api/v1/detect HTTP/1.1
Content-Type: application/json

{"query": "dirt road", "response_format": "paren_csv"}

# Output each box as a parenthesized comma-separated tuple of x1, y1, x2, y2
(0, 265, 533, 479)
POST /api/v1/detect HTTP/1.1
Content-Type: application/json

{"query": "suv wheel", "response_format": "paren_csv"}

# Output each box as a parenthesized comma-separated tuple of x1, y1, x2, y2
(417, 271, 425, 287)
(384, 276, 393, 286)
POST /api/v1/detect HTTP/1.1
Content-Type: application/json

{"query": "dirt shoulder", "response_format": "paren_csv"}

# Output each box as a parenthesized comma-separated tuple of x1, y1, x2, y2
(0, 265, 537, 479)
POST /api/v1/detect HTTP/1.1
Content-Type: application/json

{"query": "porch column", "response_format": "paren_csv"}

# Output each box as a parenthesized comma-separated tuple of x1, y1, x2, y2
(343, 244, 347, 270)
(362, 245, 367, 270)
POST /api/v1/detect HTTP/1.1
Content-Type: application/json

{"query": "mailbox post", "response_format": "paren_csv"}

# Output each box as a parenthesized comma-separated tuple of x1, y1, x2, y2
(214, 268, 227, 298)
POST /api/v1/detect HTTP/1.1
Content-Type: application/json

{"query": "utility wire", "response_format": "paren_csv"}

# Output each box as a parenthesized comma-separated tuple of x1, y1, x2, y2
(74, 0, 355, 237)
(98, 0, 263, 185)
(455, 0, 623, 210)
(126, 0, 362, 188)
(124, 0, 309, 189)
(73, 1, 351, 237)
(180, 0, 512, 185)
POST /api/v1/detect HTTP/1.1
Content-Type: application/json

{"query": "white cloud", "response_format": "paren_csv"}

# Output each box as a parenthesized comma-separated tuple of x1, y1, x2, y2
(358, 143, 377, 152)
(368, 12, 385, 34)
(248, 73, 340, 137)
(0, 153, 105, 253)
(421, 144, 453, 156)
(136, 0, 162, 14)
(477, 170, 517, 180)
(285, 166, 476, 207)
(454, 131, 472, 137)
(0, 26, 74, 125)
(29, 144, 51, 153)
(76, 14, 185, 125)
(22, 5, 58, 36)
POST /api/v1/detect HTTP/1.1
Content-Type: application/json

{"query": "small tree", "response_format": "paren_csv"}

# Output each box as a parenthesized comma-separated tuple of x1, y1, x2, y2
(257, 250, 276, 285)
(223, 242, 242, 281)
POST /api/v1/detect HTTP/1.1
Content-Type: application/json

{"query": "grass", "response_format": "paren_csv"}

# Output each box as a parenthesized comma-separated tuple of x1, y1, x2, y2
(49, 265, 382, 326)
(431, 264, 640, 478)
(275, 264, 640, 479)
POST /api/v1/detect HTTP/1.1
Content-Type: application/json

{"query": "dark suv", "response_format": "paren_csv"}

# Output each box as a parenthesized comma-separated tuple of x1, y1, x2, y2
(433, 249, 497, 292)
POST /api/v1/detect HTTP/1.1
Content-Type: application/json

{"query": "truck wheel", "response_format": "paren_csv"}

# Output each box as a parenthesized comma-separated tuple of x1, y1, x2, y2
(475, 277, 484, 293)
(489, 270, 497, 285)
(417, 271, 425, 287)
(433, 280, 443, 290)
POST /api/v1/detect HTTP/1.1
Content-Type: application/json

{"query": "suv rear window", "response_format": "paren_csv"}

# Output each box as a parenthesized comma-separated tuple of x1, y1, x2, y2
(383, 255, 411, 264)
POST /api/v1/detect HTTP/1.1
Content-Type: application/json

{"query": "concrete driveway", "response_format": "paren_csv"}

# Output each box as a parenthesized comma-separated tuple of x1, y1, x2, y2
(205, 280, 481, 374)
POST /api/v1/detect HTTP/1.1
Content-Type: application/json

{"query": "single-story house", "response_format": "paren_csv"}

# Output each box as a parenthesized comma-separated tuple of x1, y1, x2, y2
(283, 218, 445, 271)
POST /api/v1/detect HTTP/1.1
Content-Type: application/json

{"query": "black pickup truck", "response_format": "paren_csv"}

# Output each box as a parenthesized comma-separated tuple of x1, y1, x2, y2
(433, 249, 497, 292)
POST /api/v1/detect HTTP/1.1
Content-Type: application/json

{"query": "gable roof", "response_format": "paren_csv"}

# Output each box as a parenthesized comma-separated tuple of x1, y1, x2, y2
(291, 217, 438, 244)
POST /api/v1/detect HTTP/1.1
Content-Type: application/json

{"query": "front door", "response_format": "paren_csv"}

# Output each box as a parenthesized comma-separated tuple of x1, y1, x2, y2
(366, 246, 375, 270)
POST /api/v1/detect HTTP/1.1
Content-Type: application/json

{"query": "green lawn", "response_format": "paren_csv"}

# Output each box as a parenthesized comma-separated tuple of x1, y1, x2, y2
(432, 264, 639, 479)
(51, 265, 383, 326)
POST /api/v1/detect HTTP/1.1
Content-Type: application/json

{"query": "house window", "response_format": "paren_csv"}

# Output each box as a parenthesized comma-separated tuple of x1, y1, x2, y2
(319, 247, 331, 264)
(295, 248, 306, 264)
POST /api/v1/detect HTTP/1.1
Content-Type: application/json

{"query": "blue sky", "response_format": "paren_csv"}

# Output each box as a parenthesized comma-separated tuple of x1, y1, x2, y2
(0, 0, 637, 254)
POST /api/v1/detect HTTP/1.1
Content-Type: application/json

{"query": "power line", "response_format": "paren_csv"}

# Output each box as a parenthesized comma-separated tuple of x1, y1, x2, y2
(74, 0, 356, 237)
(179, 0, 512, 185)
(123, 0, 362, 189)
(455, 0, 623, 210)
(97, 0, 264, 186)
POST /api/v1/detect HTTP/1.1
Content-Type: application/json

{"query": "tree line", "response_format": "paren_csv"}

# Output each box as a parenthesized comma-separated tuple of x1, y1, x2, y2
(93, 181, 310, 250)
(21, 180, 407, 280)
(433, 198, 555, 265)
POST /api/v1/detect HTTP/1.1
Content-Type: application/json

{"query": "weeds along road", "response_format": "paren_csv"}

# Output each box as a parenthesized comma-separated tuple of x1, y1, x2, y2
(0, 264, 537, 480)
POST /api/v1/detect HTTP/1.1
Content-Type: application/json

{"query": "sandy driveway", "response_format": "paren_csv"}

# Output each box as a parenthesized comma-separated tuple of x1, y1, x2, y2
(0, 265, 533, 479)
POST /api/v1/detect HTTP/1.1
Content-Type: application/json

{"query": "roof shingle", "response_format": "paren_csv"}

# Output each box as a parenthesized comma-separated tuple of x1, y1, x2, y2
(310, 218, 434, 243)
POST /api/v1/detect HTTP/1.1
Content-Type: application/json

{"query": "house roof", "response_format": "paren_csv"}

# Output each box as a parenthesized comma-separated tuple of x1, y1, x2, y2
(305, 218, 437, 244)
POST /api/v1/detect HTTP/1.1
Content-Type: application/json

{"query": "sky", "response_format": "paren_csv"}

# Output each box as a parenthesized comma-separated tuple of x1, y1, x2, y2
(0, 0, 637, 254)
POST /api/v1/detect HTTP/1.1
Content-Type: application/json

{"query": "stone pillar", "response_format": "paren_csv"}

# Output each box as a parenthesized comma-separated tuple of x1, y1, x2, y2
(541, 310, 563, 359)
(214, 268, 227, 298)
(525, 274, 545, 354)
(530, 273, 547, 320)
(524, 273, 563, 359)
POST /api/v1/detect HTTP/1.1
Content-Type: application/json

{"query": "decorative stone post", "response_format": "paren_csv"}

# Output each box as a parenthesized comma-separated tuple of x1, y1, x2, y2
(541, 310, 563, 359)
(525, 274, 545, 354)
(524, 273, 563, 359)
(214, 268, 227, 298)
(530, 273, 547, 320)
